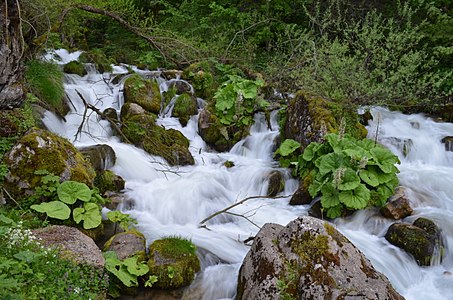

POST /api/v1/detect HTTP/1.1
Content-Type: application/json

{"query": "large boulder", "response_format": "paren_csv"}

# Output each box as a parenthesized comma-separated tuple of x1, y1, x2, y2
(385, 218, 442, 266)
(33, 225, 105, 268)
(3, 128, 95, 200)
(237, 216, 404, 300)
(172, 93, 198, 126)
(123, 74, 161, 114)
(147, 237, 200, 289)
(103, 230, 147, 262)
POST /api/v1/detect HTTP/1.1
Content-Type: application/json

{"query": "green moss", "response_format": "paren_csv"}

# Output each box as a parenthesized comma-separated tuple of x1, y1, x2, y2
(94, 170, 125, 194)
(123, 74, 161, 114)
(147, 237, 200, 289)
(79, 49, 113, 73)
(172, 93, 198, 126)
(63, 61, 87, 76)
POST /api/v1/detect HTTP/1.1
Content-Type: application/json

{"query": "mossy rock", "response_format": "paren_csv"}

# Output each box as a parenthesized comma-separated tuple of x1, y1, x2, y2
(79, 144, 116, 173)
(63, 60, 87, 77)
(94, 170, 125, 194)
(266, 170, 285, 197)
(120, 102, 149, 121)
(122, 114, 194, 166)
(172, 93, 198, 126)
(103, 230, 147, 262)
(147, 237, 200, 289)
(3, 128, 95, 201)
(0, 104, 36, 137)
(182, 63, 216, 100)
(123, 74, 161, 114)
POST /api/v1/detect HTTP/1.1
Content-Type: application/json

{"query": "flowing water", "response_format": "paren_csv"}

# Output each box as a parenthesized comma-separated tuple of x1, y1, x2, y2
(42, 49, 453, 299)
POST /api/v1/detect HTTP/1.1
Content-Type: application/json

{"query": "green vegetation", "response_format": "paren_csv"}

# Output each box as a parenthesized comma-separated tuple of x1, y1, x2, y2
(103, 251, 148, 287)
(276, 133, 400, 218)
(29, 171, 105, 229)
(0, 215, 108, 299)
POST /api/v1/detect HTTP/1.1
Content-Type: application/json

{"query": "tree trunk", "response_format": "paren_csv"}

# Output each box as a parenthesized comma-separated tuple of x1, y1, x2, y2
(0, 0, 25, 109)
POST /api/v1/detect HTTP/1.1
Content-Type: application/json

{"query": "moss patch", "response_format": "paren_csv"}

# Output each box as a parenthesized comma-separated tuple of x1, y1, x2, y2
(172, 93, 198, 126)
(123, 74, 161, 114)
(147, 237, 200, 289)
(63, 61, 87, 76)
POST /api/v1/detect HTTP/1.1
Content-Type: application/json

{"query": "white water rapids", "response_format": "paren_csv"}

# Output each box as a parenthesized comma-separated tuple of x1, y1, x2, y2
(42, 50, 453, 299)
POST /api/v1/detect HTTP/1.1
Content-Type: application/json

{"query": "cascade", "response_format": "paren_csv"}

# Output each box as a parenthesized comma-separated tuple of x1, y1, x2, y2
(42, 50, 453, 299)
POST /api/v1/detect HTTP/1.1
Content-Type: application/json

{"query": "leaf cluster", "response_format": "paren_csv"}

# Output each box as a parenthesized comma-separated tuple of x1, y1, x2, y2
(103, 251, 149, 287)
(30, 172, 104, 229)
(276, 134, 400, 218)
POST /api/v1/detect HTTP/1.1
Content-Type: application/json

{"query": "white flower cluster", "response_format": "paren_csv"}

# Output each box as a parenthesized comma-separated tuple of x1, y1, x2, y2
(5, 221, 40, 249)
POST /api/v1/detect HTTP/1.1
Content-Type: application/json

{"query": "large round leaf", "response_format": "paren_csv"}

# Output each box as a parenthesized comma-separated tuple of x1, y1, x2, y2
(338, 168, 360, 190)
(370, 147, 400, 174)
(57, 181, 92, 204)
(339, 184, 370, 209)
(276, 139, 301, 157)
(31, 201, 71, 220)
(321, 183, 340, 208)
(359, 168, 380, 187)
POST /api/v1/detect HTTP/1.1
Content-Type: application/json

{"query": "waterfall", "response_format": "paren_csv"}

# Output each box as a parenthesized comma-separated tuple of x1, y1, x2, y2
(42, 50, 453, 299)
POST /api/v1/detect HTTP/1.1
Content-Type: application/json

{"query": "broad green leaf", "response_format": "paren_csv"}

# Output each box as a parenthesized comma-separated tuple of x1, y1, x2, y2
(214, 84, 235, 111)
(31, 201, 71, 220)
(366, 165, 395, 184)
(370, 147, 400, 174)
(376, 178, 399, 204)
(0, 214, 14, 225)
(338, 168, 361, 190)
(302, 142, 322, 161)
(317, 153, 345, 176)
(57, 181, 92, 204)
(145, 275, 159, 287)
(343, 148, 369, 160)
(80, 202, 102, 229)
(339, 184, 370, 209)
(237, 80, 259, 99)
(320, 183, 340, 208)
(275, 139, 301, 157)
(326, 205, 343, 218)
(308, 176, 328, 197)
(104, 252, 137, 287)
(357, 138, 376, 151)
(359, 169, 380, 187)
(73, 207, 85, 224)
(124, 257, 149, 276)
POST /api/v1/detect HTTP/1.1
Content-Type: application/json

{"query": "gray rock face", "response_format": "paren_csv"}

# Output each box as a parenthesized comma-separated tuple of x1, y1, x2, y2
(237, 216, 404, 300)
(103, 231, 147, 261)
(33, 225, 104, 268)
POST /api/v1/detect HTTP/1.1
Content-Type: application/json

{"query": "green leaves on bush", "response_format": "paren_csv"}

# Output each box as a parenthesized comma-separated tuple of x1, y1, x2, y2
(103, 251, 149, 287)
(31, 178, 103, 229)
(106, 210, 137, 231)
(276, 133, 400, 218)
(214, 75, 265, 126)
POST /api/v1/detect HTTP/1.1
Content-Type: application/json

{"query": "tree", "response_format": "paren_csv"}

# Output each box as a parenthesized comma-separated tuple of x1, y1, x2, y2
(0, 0, 25, 109)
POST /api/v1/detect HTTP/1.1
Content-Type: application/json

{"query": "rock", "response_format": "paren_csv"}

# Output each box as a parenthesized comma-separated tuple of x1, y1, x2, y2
(168, 79, 194, 95)
(441, 136, 453, 152)
(380, 186, 413, 220)
(94, 170, 125, 194)
(79, 50, 113, 73)
(0, 106, 36, 137)
(289, 182, 312, 206)
(33, 225, 105, 268)
(123, 74, 161, 114)
(381, 137, 413, 157)
(3, 128, 95, 200)
(79, 144, 116, 173)
(103, 230, 147, 262)
(102, 107, 118, 121)
(147, 237, 200, 289)
(122, 113, 194, 166)
(63, 60, 87, 77)
(120, 102, 149, 121)
(237, 216, 403, 300)
(385, 218, 442, 266)
(162, 70, 183, 80)
(172, 93, 198, 126)
(266, 171, 285, 197)
(182, 63, 216, 99)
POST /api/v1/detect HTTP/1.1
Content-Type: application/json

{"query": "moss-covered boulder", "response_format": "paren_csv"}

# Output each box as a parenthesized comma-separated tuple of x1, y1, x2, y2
(94, 170, 125, 194)
(265, 170, 285, 197)
(385, 218, 442, 266)
(283, 91, 367, 149)
(103, 230, 147, 262)
(172, 93, 198, 126)
(0, 105, 36, 137)
(237, 216, 404, 300)
(79, 50, 113, 73)
(147, 237, 200, 289)
(123, 74, 162, 114)
(122, 113, 194, 166)
(63, 60, 87, 77)
(3, 128, 95, 200)
(182, 64, 216, 99)
(120, 102, 148, 121)
(168, 79, 194, 95)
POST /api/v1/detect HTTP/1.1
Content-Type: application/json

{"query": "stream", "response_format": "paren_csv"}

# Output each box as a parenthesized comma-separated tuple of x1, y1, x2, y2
(42, 49, 453, 300)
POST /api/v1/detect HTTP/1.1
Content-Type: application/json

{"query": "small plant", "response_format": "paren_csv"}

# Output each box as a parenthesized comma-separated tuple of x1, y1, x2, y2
(30, 171, 104, 229)
(276, 133, 400, 218)
(103, 251, 149, 287)
(214, 75, 266, 126)
(106, 210, 137, 231)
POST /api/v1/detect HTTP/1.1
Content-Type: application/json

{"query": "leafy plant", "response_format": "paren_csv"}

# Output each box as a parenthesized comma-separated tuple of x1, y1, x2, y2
(214, 75, 266, 126)
(103, 251, 149, 287)
(274, 139, 302, 168)
(277, 133, 400, 218)
(106, 210, 137, 231)
(30, 173, 104, 229)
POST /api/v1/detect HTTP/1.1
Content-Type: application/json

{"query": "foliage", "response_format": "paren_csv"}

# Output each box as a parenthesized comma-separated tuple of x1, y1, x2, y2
(106, 210, 137, 231)
(276, 133, 400, 218)
(274, 139, 301, 168)
(103, 251, 148, 287)
(214, 75, 266, 126)
(24, 60, 65, 111)
(30, 172, 104, 229)
(0, 218, 108, 299)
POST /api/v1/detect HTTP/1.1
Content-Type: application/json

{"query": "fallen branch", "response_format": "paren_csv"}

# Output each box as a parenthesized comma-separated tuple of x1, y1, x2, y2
(199, 194, 292, 226)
